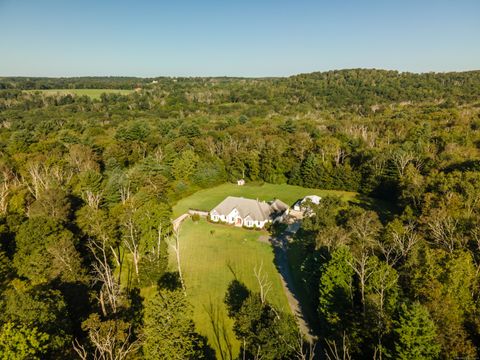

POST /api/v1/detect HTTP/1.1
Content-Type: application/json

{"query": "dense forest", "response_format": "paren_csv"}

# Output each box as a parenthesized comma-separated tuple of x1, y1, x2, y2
(0, 69, 480, 359)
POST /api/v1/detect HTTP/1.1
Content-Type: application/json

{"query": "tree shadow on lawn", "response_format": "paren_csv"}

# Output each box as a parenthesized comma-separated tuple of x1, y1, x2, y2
(157, 271, 182, 291)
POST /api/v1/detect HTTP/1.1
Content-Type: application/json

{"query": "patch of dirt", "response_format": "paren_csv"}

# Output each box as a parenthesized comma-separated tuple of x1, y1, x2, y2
(258, 235, 270, 244)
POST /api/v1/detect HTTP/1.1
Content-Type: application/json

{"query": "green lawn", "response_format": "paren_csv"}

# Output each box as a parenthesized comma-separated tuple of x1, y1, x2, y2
(24, 88, 133, 99)
(173, 182, 358, 218)
(172, 218, 290, 358)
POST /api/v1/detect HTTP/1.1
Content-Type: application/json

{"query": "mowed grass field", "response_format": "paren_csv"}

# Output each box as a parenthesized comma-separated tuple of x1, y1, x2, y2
(24, 88, 133, 99)
(173, 182, 358, 217)
(172, 218, 290, 357)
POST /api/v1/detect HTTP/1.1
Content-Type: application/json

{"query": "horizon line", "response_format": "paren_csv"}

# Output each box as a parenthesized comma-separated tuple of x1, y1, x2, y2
(1, 67, 480, 80)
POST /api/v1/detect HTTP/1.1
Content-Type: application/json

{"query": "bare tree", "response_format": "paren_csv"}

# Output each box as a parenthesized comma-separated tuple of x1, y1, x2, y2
(119, 182, 131, 205)
(391, 149, 423, 177)
(169, 228, 186, 295)
(346, 211, 380, 312)
(315, 226, 350, 252)
(348, 211, 381, 245)
(73, 339, 88, 360)
(325, 333, 352, 360)
(153, 146, 164, 163)
(25, 162, 51, 199)
(391, 221, 420, 258)
(121, 204, 141, 277)
(368, 262, 399, 360)
(346, 252, 375, 314)
(73, 317, 140, 360)
(463, 185, 480, 219)
(0, 166, 14, 213)
(378, 221, 420, 266)
(24, 161, 72, 199)
(140, 221, 165, 270)
(281, 332, 317, 360)
(254, 262, 272, 305)
(88, 238, 122, 316)
(0, 182, 10, 215)
(344, 124, 378, 148)
(51, 164, 73, 185)
(83, 190, 103, 210)
(427, 212, 463, 252)
(333, 148, 347, 166)
(68, 144, 99, 173)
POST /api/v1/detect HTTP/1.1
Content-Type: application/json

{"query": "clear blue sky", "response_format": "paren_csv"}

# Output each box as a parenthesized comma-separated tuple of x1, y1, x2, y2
(1, 0, 479, 77)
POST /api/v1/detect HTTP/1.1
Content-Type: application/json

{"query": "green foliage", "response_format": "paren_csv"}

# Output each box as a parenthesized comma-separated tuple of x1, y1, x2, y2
(1, 70, 480, 358)
(407, 247, 478, 358)
(172, 149, 200, 181)
(0, 322, 49, 360)
(115, 121, 150, 142)
(394, 302, 441, 360)
(0, 251, 12, 291)
(193, 159, 227, 187)
(13, 217, 84, 283)
(28, 188, 71, 222)
(79, 313, 139, 359)
(318, 246, 355, 337)
(76, 170, 103, 194)
(143, 289, 208, 359)
(231, 293, 300, 360)
(0, 285, 72, 357)
(191, 213, 200, 222)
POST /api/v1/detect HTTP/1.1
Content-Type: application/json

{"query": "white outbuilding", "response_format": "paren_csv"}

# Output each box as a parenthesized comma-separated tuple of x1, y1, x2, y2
(293, 195, 321, 211)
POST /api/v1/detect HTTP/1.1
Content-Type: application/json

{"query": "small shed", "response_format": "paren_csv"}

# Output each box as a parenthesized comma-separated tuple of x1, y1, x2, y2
(237, 179, 245, 186)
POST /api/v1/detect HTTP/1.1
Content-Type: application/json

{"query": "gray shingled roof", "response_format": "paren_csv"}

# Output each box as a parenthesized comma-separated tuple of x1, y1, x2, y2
(211, 196, 276, 222)
(269, 199, 289, 213)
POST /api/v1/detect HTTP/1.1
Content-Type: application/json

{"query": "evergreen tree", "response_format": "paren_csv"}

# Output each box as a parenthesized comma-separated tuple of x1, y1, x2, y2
(318, 246, 355, 337)
(143, 289, 208, 359)
(394, 302, 440, 360)
(232, 294, 299, 360)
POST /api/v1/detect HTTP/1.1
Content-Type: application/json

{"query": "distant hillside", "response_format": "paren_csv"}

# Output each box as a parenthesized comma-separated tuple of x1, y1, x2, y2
(285, 69, 480, 106)
(1, 69, 479, 109)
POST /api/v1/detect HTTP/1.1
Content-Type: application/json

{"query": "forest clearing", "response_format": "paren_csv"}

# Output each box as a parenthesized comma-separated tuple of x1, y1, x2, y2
(24, 88, 134, 99)
(172, 182, 357, 218)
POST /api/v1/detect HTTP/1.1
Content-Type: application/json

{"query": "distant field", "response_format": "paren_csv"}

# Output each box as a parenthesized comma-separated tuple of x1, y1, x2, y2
(24, 88, 133, 99)
(173, 182, 358, 217)
(172, 218, 290, 357)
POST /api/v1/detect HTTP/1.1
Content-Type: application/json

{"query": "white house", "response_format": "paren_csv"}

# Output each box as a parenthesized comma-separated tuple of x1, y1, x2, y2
(293, 195, 321, 211)
(209, 196, 289, 229)
(237, 179, 245, 186)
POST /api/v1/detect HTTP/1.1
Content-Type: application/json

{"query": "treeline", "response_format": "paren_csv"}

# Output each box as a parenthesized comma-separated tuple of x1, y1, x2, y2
(287, 69, 480, 106)
(291, 182, 480, 358)
(0, 76, 148, 90)
(0, 69, 479, 358)
(2, 69, 480, 109)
